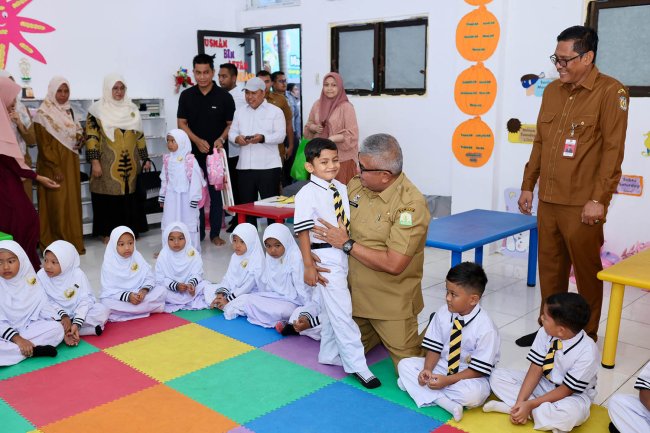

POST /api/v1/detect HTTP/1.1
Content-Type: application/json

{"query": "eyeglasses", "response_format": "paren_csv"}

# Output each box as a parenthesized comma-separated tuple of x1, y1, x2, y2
(549, 53, 583, 67)
(359, 162, 392, 175)
(276, 79, 287, 84)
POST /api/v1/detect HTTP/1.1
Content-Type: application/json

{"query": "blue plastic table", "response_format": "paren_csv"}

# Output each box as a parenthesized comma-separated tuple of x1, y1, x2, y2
(426, 209, 538, 286)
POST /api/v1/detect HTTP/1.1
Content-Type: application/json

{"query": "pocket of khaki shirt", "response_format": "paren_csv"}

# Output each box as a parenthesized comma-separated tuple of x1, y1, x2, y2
(538, 112, 556, 141)
(571, 115, 597, 144)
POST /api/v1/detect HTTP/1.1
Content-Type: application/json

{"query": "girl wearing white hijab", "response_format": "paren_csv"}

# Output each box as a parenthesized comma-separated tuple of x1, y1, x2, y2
(99, 226, 166, 322)
(0, 240, 64, 366)
(159, 129, 206, 252)
(37, 240, 109, 345)
(86, 74, 150, 241)
(156, 222, 208, 312)
(225, 223, 308, 327)
(204, 223, 265, 318)
(34, 76, 85, 254)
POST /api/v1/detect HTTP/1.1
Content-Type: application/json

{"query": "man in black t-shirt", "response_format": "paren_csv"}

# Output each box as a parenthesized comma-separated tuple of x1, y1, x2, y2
(177, 54, 235, 246)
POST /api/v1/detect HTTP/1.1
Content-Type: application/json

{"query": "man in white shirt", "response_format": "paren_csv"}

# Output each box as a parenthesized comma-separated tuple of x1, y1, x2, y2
(218, 63, 246, 232)
(228, 77, 286, 226)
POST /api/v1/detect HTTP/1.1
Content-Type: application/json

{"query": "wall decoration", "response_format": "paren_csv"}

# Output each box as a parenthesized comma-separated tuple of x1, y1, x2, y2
(173, 67, 194, 93)
(615, 174, 643, 196)
(643, 132, 650, 156)
(506, 118, 536, 144)
(0, 0, 55, 69)
(520, 72, 553, 96)
(465, 0, 493, 5)
(202, 35, 256, 82)
(500, 187, 538, 257)
(451, 117, 494, 167)
(454, 62, 497, 115)
(456, 5, 500, 62)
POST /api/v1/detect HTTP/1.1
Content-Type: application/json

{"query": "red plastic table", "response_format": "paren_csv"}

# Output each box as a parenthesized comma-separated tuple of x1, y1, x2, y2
(226, 203, 295, 224)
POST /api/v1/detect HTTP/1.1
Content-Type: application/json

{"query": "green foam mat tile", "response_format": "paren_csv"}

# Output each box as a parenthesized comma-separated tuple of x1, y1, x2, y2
(0, 397, 35, 433)
(173, 308, 221, 322)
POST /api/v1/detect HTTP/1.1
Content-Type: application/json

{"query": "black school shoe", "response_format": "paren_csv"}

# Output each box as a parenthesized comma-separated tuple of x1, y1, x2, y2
(354, 373, 381, 389)
(515, 329, 540, 347)
(609, 422, 620, 433)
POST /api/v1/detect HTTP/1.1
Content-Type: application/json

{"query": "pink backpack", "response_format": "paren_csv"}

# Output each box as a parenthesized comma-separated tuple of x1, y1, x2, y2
(163, 154, 209, 209)
(206, 147, 225, 190)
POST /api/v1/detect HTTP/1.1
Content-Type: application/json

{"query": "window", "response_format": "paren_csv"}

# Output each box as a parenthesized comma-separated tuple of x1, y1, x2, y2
(331, 18, 427, 95)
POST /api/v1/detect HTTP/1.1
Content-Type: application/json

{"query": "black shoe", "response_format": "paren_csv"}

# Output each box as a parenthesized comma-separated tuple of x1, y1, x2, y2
(95, 325, 103, 336)
(609, 422, 620, 433)
(32, 345, 58, 358)
(226, 220, 237, 233)
(515, 330, 539, 347)
(354, 373, 381, 389)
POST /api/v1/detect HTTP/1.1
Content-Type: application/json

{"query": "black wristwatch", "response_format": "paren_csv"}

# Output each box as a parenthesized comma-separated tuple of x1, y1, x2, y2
(342, 239, 355, 255)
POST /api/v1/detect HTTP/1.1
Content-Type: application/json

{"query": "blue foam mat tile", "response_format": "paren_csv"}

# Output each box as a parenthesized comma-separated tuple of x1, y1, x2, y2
(197, 314, 284, 347)
(245, 382, 443, 433)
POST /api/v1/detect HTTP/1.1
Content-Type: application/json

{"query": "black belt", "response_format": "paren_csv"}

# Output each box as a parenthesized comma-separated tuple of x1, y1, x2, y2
(311, 243, 333, 250)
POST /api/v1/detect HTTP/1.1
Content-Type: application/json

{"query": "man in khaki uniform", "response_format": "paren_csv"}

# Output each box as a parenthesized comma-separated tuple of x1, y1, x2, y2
(256, 70, 294, 162)
(516, 26, 628, 346)
(314, 133, 430, 369)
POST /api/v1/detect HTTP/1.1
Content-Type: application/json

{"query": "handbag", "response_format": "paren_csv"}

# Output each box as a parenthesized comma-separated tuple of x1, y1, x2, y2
(290, 137, 310, 181)
(136, 158, 162, 214)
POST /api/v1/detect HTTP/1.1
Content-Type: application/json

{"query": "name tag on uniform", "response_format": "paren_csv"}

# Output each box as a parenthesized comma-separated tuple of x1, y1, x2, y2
(563, 139, 577, 158)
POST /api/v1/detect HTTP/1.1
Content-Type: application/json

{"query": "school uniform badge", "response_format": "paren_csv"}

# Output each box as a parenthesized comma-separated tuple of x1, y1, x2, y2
(619, 95, 628, 111)
(131, 263, 139, 271)
(241, 260, 248, 268)
(27, 276, 37, 285)
(399, 212, 413, 226)
(188, 249, 195, 257)
(177, 156, 184, 162)
(64, 287, 76, 299)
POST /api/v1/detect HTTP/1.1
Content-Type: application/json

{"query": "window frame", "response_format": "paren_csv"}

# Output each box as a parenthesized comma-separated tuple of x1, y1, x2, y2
(331, 17, 428, 96)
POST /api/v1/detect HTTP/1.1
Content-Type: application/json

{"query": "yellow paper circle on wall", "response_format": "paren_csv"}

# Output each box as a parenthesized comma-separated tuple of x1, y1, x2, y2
(456, 6, 500, 62)
(454, 62, 497, 115)
(452, 117, 494, 167)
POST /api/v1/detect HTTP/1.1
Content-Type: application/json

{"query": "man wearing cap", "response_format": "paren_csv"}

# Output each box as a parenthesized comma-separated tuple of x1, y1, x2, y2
(228, 77, 286, 225)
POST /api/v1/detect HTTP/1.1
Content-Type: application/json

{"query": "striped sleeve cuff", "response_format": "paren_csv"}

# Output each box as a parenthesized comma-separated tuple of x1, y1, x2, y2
(226, 292, 237, 302)
(293, 219, 315, 234)
(168, 281, 178, 292)
(2, 327, 18, 341)
(216, 287, 235, 301)
(634, 377, 650, 391)
(188, 278, 199, 287)
(120, 292, 131, 302)
(422, 337, 443, 353)
(190, 200, 198, 209)
(468, 358, 493, 376)
(72, 317, 85, 327)
(159, 195, 165, 203)
(57, 310, 67, 320)
(563, 372, 589, 393)
(526, 349, 545, 366)
(298, 312, 320, 328)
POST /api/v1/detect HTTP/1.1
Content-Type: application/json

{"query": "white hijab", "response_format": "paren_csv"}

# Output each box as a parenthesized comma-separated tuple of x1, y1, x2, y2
(34, 76, 83, 153)
(88, 74, 142, 141)
(165, 129, 193, 193)
(155, 222, 203, 285)
(0, 240, 49, 330)
(100, 226, 151, 298)
(260, 223, 308, 304)
(221, 223, 265, 289)
(37, 240, 94, 312)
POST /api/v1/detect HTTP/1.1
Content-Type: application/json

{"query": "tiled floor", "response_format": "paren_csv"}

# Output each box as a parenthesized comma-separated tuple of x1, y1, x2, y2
(0, 224, 645, 432)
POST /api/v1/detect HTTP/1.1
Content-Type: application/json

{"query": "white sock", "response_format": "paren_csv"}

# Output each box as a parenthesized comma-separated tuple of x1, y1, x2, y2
(482, 400, 511, 414)
(355, 368, 376, 381)
(435, 396, 463, 422)
(397, 377, 406, 391)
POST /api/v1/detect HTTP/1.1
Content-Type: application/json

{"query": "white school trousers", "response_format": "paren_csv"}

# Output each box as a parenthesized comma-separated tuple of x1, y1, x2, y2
(314, 248, 368, 374)
(398, 356, 490, 408)
(608, 394, 650, 433)
(288, 299, 322, 341)
(164, 280, 209, 313)
(101, 285, 166, 322)
(490, 368, 593, 432)
(78, 303, 111, 335)
(0, 320, 64, 366)
(223, 292, 298, 327)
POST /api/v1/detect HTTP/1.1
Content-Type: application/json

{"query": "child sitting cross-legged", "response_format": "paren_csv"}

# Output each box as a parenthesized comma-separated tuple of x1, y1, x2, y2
(484, 292, 598, 433)
(397, 262, 500, 421)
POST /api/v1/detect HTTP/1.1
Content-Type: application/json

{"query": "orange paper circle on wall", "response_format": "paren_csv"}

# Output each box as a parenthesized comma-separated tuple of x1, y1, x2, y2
(454, 62, 497, 115)
(456, 6, 500, 62)
(465, 0, 493, 5)
(452, 117, 494, 167)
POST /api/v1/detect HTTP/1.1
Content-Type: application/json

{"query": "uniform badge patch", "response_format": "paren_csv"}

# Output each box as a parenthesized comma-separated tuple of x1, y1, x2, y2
(27, 276, 36, 285)
(241, 260, 248, 268)
(131, 263, 139, 271)
(64, 287, 76, 299)
(188, 249, 195, 257)
(399, 212, 413, 226)
(619, 95, 628, 111)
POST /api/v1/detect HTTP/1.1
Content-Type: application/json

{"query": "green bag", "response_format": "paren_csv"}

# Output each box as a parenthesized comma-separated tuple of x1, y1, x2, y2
(290, 137, 310, 180)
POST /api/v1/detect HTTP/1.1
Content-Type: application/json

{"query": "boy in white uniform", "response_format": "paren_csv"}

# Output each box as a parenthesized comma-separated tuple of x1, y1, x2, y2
(608, 361, 650, 433)
(293, 138, 380, 389)
(484, 292, 599, 432)
(397, 262, 500, 421)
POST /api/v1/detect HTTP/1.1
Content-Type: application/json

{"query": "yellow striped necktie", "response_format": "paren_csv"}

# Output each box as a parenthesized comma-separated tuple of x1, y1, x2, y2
(542, 339, 562, 380)
(447, 318, 464, 375)
(329, 183, 350, 232)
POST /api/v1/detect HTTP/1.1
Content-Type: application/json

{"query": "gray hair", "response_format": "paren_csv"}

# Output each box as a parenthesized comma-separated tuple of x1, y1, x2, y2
(359, 133, 403, 175)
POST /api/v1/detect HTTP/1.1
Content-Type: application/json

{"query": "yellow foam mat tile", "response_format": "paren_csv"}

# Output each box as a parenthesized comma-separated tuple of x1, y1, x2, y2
(41, 384, 238, 433)
(449, 404, 610, 433)
(104, 323, 254, 382)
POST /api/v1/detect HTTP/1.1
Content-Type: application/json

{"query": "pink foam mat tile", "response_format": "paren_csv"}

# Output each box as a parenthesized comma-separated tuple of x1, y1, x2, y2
(82, 313, 189, 349)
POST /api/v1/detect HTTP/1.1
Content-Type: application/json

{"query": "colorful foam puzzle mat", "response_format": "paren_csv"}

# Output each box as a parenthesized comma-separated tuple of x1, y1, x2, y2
(0, 310, 612, 432)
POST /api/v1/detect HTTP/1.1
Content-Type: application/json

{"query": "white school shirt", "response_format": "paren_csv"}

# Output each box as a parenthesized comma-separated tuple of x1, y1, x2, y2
(635, 361, 650, 392)
(155, 222, 203, 292)
(422, 303, 500, 376)
(228, 84, 246, 158)
(293, 175, 351, 246)
(228, 100, 285, 170)
(527, 327, 599, 399)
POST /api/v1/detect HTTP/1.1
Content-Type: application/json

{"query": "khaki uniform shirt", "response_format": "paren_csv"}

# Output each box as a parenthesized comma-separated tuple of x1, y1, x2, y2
(347, 173, 430, 320)
(522, 66, 628, 206)
(265, 92, 292, 159)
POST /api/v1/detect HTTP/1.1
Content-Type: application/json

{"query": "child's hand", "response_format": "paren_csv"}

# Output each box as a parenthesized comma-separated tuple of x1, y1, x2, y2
(293, 316, 311, 332)
(215, 293, 228, 310)
(64, 325, 81, 347)
(60, 316, 72, 333)
(304, 265, 319, 287)
(129, 292, 142, 305)
(187, 284, 196, 296)
(177, 283, 188, 293)
(138, 288, 149, 300)
(509, 401, 532, 425)
(418, 369, 433, 386)
(13, 335, 35, 357)
(427, 374, 449, 390)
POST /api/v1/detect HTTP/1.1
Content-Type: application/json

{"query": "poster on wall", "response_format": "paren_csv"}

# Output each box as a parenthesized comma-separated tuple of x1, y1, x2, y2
(520, 72, 554, 97)
(451, 117, 494, 167)
(0, 0, 55, 69)
(615, 175, 643, 196)
(261, 28, 300, 82)
(198, 31, 261, 82)
(507, 118, 536, 144)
